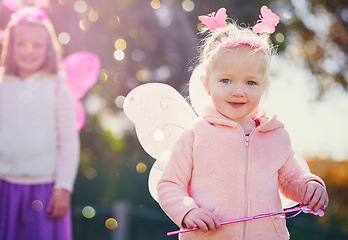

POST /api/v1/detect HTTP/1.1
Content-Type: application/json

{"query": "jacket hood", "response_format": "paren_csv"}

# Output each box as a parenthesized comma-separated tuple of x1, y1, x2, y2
(202, 104, 284, 132)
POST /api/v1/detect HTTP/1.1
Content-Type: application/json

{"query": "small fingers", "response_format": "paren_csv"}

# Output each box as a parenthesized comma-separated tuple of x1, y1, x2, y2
(182, 208, 220, 232)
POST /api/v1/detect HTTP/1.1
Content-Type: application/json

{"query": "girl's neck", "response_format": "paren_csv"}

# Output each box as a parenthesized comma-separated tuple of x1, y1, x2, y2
(18, 70, 40, 80)
(238, 117, 256, 135)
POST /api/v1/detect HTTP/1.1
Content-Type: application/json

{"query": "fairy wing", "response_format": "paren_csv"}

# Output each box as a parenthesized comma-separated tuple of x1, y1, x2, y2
(123, 83, 198, 200)
(62, 51, 101, 130)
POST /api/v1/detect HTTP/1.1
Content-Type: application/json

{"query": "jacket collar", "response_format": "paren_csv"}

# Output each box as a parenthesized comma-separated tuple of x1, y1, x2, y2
(202, 105, 284, 132)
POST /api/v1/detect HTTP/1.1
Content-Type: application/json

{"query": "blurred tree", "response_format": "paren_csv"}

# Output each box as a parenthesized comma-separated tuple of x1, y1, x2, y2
(273, 0, 348, 96)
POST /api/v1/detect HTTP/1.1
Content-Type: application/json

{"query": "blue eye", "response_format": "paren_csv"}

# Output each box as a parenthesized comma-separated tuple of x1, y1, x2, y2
(222, 79, 230, 83)
(247, 81, 256, 85)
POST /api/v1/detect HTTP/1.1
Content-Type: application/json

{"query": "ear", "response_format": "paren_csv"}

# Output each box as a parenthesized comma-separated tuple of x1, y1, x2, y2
(201, 74, 211, 96)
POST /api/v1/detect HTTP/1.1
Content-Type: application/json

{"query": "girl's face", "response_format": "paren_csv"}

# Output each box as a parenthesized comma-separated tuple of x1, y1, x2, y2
(204, 48, 267, 125)
(12, 23, 49, 79)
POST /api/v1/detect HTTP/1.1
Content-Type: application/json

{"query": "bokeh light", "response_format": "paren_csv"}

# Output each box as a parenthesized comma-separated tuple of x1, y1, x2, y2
(99, 69, 108, 81)
(115, 96, 125, 108)
(197, 22, 205, 31)
(58, 32, 71, 45)
(114, 50, 125, 61)
(131, 49, 145, 62)
(183, 197, 194, 206)
(79, 19, 90, 31)
(32, 200, 44, 212)
(150, 0, 161, 10)
(105, 218, 118, 230)
(84, 167, 97, 180)
(136, 69, 150, 82)
(136, 163, 147, 173)
(155, 65, 171, 81)
(74, 0, 87, 13)
(153, 129, 165, 141)
(109, 16, 121, 27)
(114, 38, 127, 51)
(88, 10, 99, 22)
(275, 33, 285, 43)
(82, 206, 96, 219)
(182, 0, 194, 12)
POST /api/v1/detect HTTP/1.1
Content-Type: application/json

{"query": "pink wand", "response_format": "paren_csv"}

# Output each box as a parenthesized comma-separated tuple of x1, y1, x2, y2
(167, 206, 324, 236)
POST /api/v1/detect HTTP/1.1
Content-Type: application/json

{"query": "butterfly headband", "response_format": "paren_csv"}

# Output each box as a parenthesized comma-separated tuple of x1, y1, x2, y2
(198, 6, 280, 34)
(10, 7, 48, 22)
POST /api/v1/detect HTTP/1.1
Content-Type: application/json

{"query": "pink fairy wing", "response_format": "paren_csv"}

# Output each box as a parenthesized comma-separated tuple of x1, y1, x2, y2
(74, 100, 86, 131)
(124, 83, 198, 201)
(2, 0, 21, 11)
(63, 51, 100, 130)
(62, 51, 101, 100)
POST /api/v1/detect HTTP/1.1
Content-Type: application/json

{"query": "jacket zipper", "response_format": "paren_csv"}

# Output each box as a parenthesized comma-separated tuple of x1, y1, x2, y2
(241, 129, 254, 240)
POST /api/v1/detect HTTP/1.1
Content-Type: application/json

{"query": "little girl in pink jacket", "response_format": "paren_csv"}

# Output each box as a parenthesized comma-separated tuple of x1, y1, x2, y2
(157, 7, 328, 240)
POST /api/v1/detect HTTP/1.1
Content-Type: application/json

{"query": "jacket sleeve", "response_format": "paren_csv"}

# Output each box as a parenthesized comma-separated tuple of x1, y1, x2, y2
(54, 77, 80, 192)
(157, 129, 199, 228)
(278, 150, 326, 203)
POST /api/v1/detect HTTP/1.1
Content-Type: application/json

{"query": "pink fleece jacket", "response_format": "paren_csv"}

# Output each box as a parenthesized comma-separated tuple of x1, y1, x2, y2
(157, 105, 325, 240)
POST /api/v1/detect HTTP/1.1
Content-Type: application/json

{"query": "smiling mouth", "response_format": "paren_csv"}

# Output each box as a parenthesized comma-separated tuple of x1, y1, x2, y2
(228, 102, 246, 108)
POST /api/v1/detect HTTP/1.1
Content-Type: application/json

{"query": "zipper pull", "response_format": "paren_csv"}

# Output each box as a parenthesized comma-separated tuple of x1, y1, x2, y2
(245, 135, 249, 148)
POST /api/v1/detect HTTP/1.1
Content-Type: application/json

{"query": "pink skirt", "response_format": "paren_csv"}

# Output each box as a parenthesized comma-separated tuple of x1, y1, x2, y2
(0, 178, 72, 240)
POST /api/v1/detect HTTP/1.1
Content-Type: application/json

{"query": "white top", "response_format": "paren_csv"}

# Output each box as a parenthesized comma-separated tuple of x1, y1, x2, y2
(0, 71, 80, 192)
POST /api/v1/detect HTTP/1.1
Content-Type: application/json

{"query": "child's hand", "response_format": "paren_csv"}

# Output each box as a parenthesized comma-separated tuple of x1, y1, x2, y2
(182, 208, 221, 232)
(301, 180, 329, 211)
(47, 188, 71, 219)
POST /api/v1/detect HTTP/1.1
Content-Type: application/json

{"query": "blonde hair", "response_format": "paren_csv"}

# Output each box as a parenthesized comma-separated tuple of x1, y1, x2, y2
(0, 10, 62, 76)
(189, 21, 277, 116)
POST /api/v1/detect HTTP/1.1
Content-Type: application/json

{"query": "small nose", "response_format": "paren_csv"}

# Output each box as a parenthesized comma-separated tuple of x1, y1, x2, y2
(231, 84, 245, 97)
(22, 42, 33, 55)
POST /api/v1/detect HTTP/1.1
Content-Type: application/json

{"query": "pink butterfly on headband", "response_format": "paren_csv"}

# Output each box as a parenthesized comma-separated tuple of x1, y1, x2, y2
(252, 5, 280, 34)
(1, 0, 21, 11)
(1, 0, 50, 11)
(198, 7, 227, 31)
